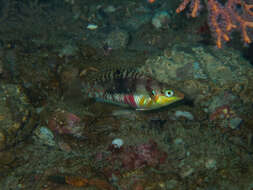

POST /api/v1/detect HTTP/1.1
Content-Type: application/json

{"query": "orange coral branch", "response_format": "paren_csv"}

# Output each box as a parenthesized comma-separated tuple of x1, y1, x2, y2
(176, 0, 191, 14)
(226, 0, 253, 44)
(176, 0, 253, 48)
(207, 0, 237, 48)
(176, 0, 201, 17)
(243, 2, 253, 16)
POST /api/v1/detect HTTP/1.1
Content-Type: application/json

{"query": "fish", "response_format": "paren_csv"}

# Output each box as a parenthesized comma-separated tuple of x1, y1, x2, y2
(81, 68, 184, 111)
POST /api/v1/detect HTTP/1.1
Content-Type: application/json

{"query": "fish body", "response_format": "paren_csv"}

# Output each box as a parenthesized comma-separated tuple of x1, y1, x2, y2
(81, 69, 184, 111)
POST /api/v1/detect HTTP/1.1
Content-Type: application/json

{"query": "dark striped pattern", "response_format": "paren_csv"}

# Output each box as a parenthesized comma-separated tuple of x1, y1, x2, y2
(81, 68, 165, 108)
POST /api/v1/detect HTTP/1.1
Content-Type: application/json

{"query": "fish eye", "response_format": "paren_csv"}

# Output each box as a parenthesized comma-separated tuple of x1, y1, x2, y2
(165, 90, 174, 97)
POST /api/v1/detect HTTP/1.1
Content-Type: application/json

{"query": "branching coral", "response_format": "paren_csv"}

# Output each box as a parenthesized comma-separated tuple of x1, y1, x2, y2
(176, 0, 253, 48)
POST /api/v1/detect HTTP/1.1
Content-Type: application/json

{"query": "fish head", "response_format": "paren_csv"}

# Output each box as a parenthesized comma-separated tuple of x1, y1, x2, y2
(138, 86, 184, 110)
(153, 88, 184, 106)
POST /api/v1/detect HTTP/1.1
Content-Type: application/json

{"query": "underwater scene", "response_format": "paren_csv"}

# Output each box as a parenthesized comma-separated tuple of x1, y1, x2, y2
(1, 0, 253, 189)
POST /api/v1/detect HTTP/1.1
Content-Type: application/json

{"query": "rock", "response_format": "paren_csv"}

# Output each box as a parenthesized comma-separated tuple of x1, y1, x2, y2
(180, 167, 194, 178)
(0, 151, 15, 165)
(125, 14, 152, 31)
(229, 117, 243, 129)
(205, 158, 217, 169)
(0, 84, 38, 150)
(112, 109, 137, 120)
(174, 110, 194, 120)
(58, 44, 79, 58)
(165, 179, 178, 189)
(33, 126, 56, 146)
(104, 5, 116, 13)
(0, 132, 5, 150)
(152, 11, 171, 29)
(105, 29, 129, 49)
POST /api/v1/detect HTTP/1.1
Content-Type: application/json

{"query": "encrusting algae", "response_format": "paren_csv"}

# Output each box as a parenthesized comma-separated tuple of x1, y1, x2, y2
(81, 68, 184, 110)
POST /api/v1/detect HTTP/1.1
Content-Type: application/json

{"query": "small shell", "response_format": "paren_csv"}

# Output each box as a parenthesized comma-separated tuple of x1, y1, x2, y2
(87, 24, 98, 30)
(112, 138, 124, 148)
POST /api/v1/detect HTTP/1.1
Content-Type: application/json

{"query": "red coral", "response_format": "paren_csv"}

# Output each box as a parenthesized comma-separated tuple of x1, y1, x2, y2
(135, 141, 161, 166)
(102, 140, 168, 173)
(48, 109, 83, 137)
(209, 105, 234, 121)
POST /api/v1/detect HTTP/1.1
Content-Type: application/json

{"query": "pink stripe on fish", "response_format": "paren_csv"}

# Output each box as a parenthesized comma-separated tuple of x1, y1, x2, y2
(124, 95, 137, 107)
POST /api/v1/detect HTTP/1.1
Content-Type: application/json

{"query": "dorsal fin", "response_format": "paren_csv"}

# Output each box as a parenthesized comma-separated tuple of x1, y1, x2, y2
(81, 66, 148, 83)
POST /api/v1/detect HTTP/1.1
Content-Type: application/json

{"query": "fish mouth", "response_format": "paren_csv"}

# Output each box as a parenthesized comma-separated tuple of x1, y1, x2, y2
(167, 97, 183, 104)
(156, 95, 183, 106)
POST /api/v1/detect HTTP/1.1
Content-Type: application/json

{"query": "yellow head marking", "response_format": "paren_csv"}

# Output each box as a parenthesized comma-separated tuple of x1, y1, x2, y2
(139, 96, 145, 106)
(136, 88, 184, 111)
(146, 89, 184, 110)
(156, 89, 184, 105)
